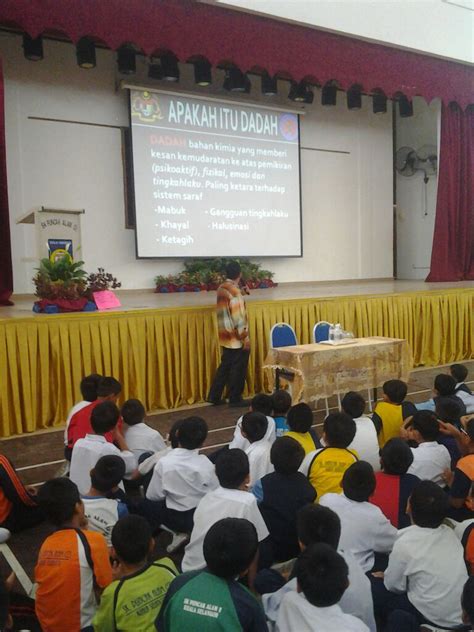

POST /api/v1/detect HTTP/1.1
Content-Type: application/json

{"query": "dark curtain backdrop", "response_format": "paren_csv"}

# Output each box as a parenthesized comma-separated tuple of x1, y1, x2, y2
(0, 59, 13, 306)
(426, 104, 474, 282)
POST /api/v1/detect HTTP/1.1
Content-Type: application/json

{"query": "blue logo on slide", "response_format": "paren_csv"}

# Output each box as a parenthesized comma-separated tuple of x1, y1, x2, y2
(279, 114, 298, 141)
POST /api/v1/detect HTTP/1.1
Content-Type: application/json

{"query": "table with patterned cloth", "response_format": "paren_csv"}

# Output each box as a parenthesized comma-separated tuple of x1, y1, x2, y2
(263, 337, 413, 404)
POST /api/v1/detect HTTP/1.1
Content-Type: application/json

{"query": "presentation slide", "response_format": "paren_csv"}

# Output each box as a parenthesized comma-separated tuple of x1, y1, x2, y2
(130, 89, 302, 258)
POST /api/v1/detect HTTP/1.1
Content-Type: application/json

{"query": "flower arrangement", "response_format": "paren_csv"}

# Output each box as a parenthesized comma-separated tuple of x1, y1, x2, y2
(85, 268, 122, 298)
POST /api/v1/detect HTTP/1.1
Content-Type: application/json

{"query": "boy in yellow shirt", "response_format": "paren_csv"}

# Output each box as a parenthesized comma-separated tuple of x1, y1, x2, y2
(372, 380, 417, 447)
(286, 403, 322, 455)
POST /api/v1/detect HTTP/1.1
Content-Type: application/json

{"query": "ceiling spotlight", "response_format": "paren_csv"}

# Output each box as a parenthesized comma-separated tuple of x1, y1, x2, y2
(76, 37, 96, 69)
(194, 60, 212, 86)
(399, 95, 414, 118)
(148, 63, 163, 80)
(22, 34, 43, 61)
(322, 83, 337, 106)
(261, 73, 278, 96)
(117, 46, 136, 75)
(161, 54, 179, 81)
(223, 68, 250, 93)
(347, 86, 362, 110)
(288, 81, 313, 104)
(372, 92, 387, 114)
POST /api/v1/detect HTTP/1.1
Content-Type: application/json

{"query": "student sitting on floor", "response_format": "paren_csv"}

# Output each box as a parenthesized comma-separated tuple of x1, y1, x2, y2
(156, 518, 268, 631)
(93, 515, 178, 631)
(342, 391, 380, 471)
(435, 396, 463, 467)
(299, 412, 358, 498)
(451, 363, 474, 414)
(271, 390, 292, 437)
(320, 461, 396, 573)
(416, 373, 467, 415)
(121, 398, 166, 458)
(403, 410, 451, 485)
(81, 455, 129, 546)
(64, 373, 102, 454)
(229, 393, 275, 451)
(137, 419, 182, 479)
(0, 453, 43, 533)
(182, 449, 268, 575)
(70, 401, 137, 495)
(35, 478, 112, 632)
(440, 415, 474, 519)
(285, 403, 321, 455)
(242, 412, 274, 487)
(369, 438, 420, 528)
(252, 437, 316, 564)
(276, 543, 369, 632)
(372, 379, 417, 447)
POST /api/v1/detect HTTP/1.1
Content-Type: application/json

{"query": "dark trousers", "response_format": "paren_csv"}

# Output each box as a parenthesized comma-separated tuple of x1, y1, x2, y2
(208, 347, 250, 403)
(3, 502, 44, 533)
(128, 498, 195, 534)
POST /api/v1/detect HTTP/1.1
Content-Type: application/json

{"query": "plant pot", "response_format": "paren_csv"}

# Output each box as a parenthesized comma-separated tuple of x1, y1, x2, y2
(33, 297, 89, 313)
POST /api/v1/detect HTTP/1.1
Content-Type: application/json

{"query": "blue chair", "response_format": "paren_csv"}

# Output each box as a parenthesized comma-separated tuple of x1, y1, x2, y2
(269, 323, 298, 391)
(313, 321, 332, 343)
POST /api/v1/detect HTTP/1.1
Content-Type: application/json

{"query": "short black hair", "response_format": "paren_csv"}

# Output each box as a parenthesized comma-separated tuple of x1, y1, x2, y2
(466, 418, 474, 441)
(410, 480, 449, 528)
(435, 396, 463, 424)
(112, 515, 152, 564)
(271, 389, 292, 415)
(177, 416, 208, 449)
(434, 374, 456, 397)
(121, 399, 146, 426)
(91, 401, 120, 435)
(241, 412, 268, 443)
(450, 364, 468, 384)
(323, 413, 356, 448)
(287, 403, 313, 433)
(169, 419, 183, 449)
(409, 410, 440, 441)
(97, 376, 122, 398)
(38, 478, 81, 526)
(225, 261, 241, 280)
(203, 518, 258, 579)
(80, 374, 102, 402)
(251, 393, 273, 416)
(342, 461, 376, 502)
(380, 438, 413, 475)
(215, 449, 249, 488)
(295, 543, 349, 607)
(341, 391, 366, 419)
(91, 455, 126, 493)
(270, 436, 305, 475)
(462, 576, 474, 624)
(297, 504, 341, 549)
(383, 380, 408, 404)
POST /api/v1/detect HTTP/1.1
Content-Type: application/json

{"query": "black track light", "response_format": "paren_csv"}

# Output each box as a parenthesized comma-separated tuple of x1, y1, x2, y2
(161, 54, 179, 81)
(22, 34, 43, 61)
(372, 92, 387, 114)
(261, 73, 277, 96)
(399, 95, 414, 118)
(223, 68, 250, 93)
(148, 63, 163, 80)
(347, 86, 362, 110)
(117, 46, 136, 75)
(322, 83, 337, 106)
(194, 60, 212, 86)
(288, 81, 313, 104)
(76, 37, 96, 69)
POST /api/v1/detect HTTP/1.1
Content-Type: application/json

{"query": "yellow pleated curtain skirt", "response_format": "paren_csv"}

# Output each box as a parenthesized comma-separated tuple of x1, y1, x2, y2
(0, 288, 472, 436)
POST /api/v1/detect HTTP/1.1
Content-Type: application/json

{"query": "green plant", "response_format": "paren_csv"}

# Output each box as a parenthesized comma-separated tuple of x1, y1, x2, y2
(33, 258, 88, 300)
(86, 268, 121, 295)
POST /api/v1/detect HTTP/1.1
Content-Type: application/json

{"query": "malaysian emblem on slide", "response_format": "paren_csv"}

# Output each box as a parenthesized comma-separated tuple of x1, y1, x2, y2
(132, 91, 164, 123)
(279, 113, 298, 141)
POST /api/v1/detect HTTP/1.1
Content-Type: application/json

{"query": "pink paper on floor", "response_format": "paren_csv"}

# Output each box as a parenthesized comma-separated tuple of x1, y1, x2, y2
(93, 290, 121, 310)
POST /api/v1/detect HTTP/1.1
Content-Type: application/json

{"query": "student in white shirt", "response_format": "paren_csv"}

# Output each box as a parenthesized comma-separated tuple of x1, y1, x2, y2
(451, 363, 474, 414)
(276, 543, 369, 632)
(319, 461, 396, 572)
(405, 411, 451, 485)
(229, 393, 276, 451)
(342, 392, 380, 471)
(70, 401, 137, 495)
(63, 373, 102, 446)
(371, 480, 468, 631)
(241, 412, 274, 487)
(182, 448, 269, 574)
(121, 398, 166, 457)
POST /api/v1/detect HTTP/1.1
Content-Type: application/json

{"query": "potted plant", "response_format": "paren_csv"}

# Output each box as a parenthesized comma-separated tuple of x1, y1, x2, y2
(33, 258, 90, 313)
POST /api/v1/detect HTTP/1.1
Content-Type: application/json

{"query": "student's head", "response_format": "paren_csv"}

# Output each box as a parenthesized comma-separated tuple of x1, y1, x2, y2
(177, 416, 208, 450)
(241, 412, 268, 443)
(434, 374, 456, 397)
(111, 515, 153, 566)
(91, 401, 120, 435)
(215, 449, 249, 489)
(342, 461, 376, 502)
(37, 478, 83, 526)
(450, 363, 468, 385)
(409, 480, 449, 528)
(435, 396, 462, 425)
(287, 403, 313, 433)
(461, 577, 474, 626)
(168, 419, 183, 448)
(90, 455, 126, 494)
(382, 380, 408, 404)
(96, 376, 122, 401)
(407, 410, 439, 443)
(250, 393, 273, 416)
(203, 518, 258, 579)
(270, 436, 305, 475)
(225, 261, 241, 280)
(294, 543, 349, 608)
(380, 438, 414, 475)
(271, 389, 292, 416)
(297, 504, 341, 550)
(80, 373, 102, 402)
(323, 412, 356, 448)
(341, 391, 366, 419)
(121, 399, 145, 426)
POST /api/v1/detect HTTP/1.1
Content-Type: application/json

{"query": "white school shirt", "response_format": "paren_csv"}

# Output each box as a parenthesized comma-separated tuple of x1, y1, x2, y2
(138, 446, 171, 475)
(348, 416, 380, 471)
(276, 591, 369, 632)
(384, 524, 467, 629)
(123, 422, 166, 457)
(455, 386, 474, 413)
(64, 400, 90, 445)
(70, 434, 137, 495)
(319, 493, 396, 572)
(182, 486, 269, 572)
(263, 549, 376, 632)
(81, 495, 128, 545)
(407, 441, 451, 486)
(229, 415, 276, 451)
(245, 439, 274, 487)
(146, 448, 218, 511)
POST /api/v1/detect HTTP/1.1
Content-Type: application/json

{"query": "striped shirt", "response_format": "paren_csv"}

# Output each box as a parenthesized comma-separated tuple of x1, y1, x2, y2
(0, 454, 37, 524)
(216, 279, 249, 349)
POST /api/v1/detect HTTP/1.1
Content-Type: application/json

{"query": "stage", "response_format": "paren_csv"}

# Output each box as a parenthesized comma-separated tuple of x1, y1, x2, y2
(0, 278, 472, 437)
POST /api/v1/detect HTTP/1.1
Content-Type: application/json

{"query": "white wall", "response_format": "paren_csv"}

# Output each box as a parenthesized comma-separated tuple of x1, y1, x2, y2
(213, 0, 474, 64)
(1, 33, 393, 292)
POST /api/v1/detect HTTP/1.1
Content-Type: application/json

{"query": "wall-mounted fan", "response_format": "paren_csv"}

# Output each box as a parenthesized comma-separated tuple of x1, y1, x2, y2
(395, 144, 438, 216)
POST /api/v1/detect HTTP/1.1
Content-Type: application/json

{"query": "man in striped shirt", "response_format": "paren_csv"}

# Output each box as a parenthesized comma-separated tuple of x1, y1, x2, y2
(208, 261, 250, 408)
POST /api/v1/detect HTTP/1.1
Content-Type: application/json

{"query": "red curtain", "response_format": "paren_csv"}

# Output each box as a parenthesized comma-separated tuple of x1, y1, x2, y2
(426, 104, 474, 282)
(0, 59, 13, 305)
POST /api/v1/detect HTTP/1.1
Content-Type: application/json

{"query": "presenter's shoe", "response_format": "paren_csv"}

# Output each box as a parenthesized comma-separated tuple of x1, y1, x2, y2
(229, 399, 251, 408)
(206, 398, 227, 406)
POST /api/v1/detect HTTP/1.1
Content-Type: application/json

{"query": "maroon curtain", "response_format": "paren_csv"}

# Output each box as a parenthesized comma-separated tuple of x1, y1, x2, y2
(0, 59, 13, 305)
(426, 104, 474, 282)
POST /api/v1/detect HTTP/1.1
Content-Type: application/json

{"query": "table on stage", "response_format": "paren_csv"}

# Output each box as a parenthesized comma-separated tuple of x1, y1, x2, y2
(263, 336, 412, 405)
